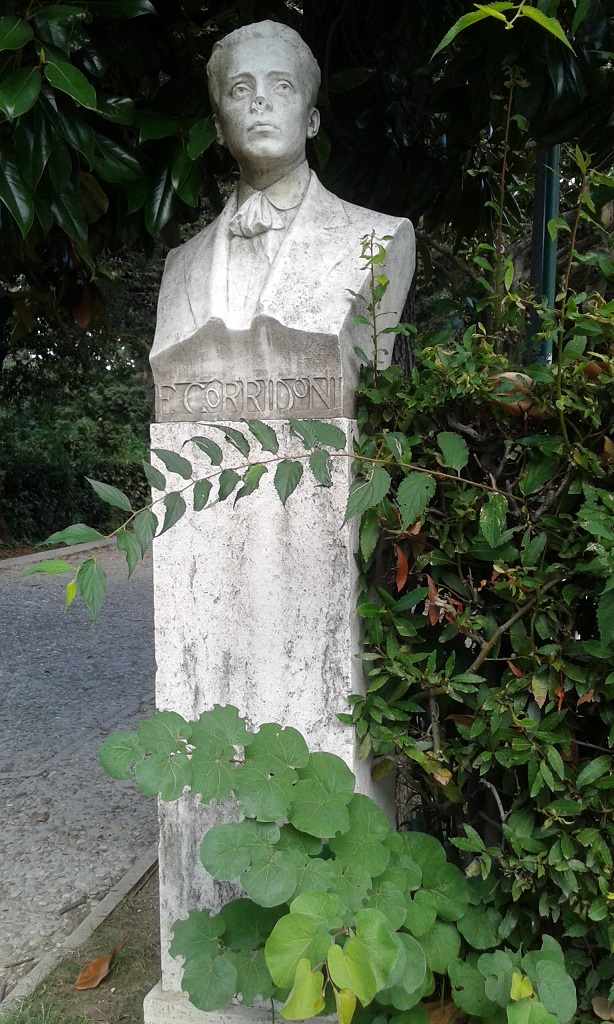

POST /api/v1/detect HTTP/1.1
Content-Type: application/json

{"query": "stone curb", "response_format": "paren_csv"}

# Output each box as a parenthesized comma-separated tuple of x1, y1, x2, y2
(0, 538, 114, 570)
(0, 844, 159, 1018)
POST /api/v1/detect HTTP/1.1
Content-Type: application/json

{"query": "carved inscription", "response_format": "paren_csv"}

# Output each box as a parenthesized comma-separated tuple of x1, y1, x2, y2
(156, 376, 343, 420)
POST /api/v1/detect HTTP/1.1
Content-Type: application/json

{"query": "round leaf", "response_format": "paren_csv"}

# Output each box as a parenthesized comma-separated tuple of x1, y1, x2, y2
(266, 912, 333, 987)
(181, 952, 237, 1011)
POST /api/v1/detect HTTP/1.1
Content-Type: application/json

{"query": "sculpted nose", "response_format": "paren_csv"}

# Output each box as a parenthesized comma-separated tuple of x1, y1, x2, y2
(250, 93, 272, 113)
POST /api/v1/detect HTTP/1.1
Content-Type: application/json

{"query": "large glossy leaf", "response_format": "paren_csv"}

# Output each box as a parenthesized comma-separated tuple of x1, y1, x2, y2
(93, 135, 142, 183)
(95, 95, 134, 124)
(187, 116, 216, 158)
(44, 58, 96, 109)
(0, 16, 33, 50)
(49, 178, 88, 245)
(15, 105, 53, 188)
(55, 95, 95, 164)
(84, 0, 155, 17)
(0, 152, 34, 236)
(0, 66, 41, 119)
(145, 160, 175, 235)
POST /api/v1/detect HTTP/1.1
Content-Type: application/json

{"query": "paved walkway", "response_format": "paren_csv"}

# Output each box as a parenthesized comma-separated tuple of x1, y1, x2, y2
(0, 544, 157, 998)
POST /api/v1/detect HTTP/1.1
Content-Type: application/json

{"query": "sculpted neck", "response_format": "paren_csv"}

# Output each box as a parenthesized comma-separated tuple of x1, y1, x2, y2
(238, 151, 307, 192)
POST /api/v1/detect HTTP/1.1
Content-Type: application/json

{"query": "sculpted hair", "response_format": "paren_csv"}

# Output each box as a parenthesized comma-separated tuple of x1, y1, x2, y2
(207, 20, 321, 112)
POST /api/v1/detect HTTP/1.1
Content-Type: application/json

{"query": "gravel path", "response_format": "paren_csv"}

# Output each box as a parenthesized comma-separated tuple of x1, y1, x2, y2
(0, 544, 157, 998)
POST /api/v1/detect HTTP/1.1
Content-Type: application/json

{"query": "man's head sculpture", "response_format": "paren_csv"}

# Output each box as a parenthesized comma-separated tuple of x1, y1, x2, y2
(206, 21, 321, 189)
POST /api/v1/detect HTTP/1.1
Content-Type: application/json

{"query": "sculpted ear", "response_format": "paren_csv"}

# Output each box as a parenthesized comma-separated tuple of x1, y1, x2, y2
(306, 107, 320, 139)
(213, 114, 226, 148)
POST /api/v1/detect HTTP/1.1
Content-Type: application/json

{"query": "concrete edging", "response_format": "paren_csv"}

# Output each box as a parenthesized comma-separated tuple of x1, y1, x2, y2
(0, 538, 114, 570)
(0, 844, 159, 1017)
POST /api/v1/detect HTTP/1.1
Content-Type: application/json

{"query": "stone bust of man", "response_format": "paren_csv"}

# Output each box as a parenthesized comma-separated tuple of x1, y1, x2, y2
(150, 21, 415, 423)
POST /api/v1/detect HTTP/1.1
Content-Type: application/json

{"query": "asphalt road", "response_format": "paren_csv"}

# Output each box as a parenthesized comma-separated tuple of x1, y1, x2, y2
(0, 543, 157, 998)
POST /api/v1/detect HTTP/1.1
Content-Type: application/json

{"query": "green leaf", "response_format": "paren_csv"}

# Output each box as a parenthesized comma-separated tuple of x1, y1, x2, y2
(519, 7, 573, 49)
(138, 710, 191, 756)
(329, 794, 391, 875)
(437, 431, 468, 471)
(421, 861, 470, 922)
(135, 750, 191, 800)
(181, 952, 238, 1012)
(43, 524, 104, 546)
(248, 723, 309, 772)
(84, 0, 155, 17)
(367, 879, 407, 930)
(0, 16, 33, 50)
(0, 67, 41, 119)
(219, 898, 281, 952)
(506, 998, 559, 1024)
(191, 742, 235, 804)
(229, 948, 275, 1003)
(132, 509, 158, 554)
(354, 908, 398, 988)
(289, 419, 317, 449)
(0, 153, 34, 236)
(200, 820, 279, 881)
(76, 558, 107, 622)
(49, 180, 87, 245)
(44, 59, 96, 109)
(296, 751, 355, 797)
(448, 959, 500, 1018)
(330, 862, 372, 915)
(308, 421, 347, 450)
(193, 479, 213, 511)
(87, 477, 132, 512)
(432, 6, 514, 58)
(308, 450, 332, 487)
(187, 116, 217, 158)
(191, 704, 252, 748)
(189, 436, 224, 466)
(95, 95, 134, 124)
(402, 833, 446, 876)
(534, 962, 576, 1023)
(15, 105, 52, 189)
(241, 849, 303, 907)
(143, 460, 166, 490)
(281, 958, 325, 1020)
(404, 890, 438, 937)
(210, 424, 250, 457)
(94, 135, 142, 183)
(327, 940, 377, 1005)
(289, 891, 341, 929)
(151, 447, 193, 480)
(458, 905, 502, 949)
(360, 508, 380, 561)
(421, 921, 461, 974)
(160, 492, 187, 535)
(18, 558, 75, 579)
(116, 528, 141, 577)
(218, 467, 241, 501)
(274, 460, 304, 505)
(55, 98, 95, 164)
(396, 472, 435, 529)
(379, 931, 427, 1000)
(234, 763, 297, 821)
(245, 419, 279, 454)
(519, 456, 560, 495)
(576, 755, 611, 788)
(235, 463, 267, 503)
(288, 780, 350, 838)
(480, 493, 508, 547)
(64, 579, 77, 610)
(266, 913, 332, 987)
(169, 908, 225, 965)
(344, 465, 390, 522)
(597, 588, 614, 648)
(98, 730, 143, 780)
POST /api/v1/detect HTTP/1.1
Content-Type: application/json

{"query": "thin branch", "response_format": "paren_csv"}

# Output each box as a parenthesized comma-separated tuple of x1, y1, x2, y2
(467, 577, 565, 673)
(479, 778, 507, 823)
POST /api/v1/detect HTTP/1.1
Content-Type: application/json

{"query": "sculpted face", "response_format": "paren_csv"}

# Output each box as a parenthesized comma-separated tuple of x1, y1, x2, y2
(213, 35, 320, 188)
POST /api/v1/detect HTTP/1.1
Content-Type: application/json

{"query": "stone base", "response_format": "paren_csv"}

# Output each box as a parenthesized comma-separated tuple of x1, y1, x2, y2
(144, 984, 272, 1024)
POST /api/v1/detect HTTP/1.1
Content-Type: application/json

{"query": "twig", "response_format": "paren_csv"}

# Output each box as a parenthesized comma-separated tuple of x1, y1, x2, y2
(428, 694, 442, 755)
(479, 778, 508, 823)
(467, 577, 565, 673)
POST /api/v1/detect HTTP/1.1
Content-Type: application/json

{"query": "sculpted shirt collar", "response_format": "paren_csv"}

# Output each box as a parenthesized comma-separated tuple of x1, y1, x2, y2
(236, 159, 311, 213)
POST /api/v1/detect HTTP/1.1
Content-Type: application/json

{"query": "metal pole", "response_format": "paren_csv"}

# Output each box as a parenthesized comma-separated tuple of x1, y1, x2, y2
(528, 144, 560, 363)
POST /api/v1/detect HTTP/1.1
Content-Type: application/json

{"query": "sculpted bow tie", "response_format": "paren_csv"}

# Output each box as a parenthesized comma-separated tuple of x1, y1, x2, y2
(228, 191, 285, 238)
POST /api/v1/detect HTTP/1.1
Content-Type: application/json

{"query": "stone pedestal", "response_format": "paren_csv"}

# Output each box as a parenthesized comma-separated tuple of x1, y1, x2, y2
(145, 419, 393, 1024)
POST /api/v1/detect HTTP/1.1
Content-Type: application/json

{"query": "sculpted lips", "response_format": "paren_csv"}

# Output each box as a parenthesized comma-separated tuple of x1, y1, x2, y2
(248, 122, 280, 131)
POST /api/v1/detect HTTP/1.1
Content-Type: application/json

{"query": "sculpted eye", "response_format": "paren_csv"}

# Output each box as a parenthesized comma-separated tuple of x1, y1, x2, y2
(231, 83, 250, 98)
(275, 80, 292, 93)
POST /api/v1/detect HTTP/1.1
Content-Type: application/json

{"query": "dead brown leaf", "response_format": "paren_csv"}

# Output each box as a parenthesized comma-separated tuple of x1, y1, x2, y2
(591, 995, 614, 1021)
(74, 942, 121, 990)
(424, 999, 463, 1023)
(507, 659, 524, 679)
(577, 689, 594, 708)
(395, 544, 409, 592)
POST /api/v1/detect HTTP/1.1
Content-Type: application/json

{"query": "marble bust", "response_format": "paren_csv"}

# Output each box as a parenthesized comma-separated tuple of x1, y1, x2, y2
(150, 21, 415, 423)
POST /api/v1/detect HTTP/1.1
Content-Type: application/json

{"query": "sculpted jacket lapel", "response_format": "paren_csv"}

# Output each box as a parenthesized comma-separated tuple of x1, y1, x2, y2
(183, 188, 239, 329)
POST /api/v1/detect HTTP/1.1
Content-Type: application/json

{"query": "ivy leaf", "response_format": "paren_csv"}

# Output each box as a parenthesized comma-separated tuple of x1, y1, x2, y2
(534, 962, 577, 1023)
(421, 862, 470, 922)
(43, 524, 104, 546)
(421, 920, 461, 974)
(219, 899, 282, 952)
(248, 723, 309, 772)
(344, 465, 390, 522)
(241, 849, 303, 907)
(218, 468, 241, 502)
(229, 948, 275, 1004)
(138, 710, 191, 755)
(76, 558, 107, 622)
(404, 891, 437, 937)
(330, 862, 372, 915)
(135, 750, 191, 799)
(288, 779, 351, 838)
(437, 431, 469, 471)
(368, 879, 408, 930)
(296, 751, 355, 798)
(457, 905, 502, 949)
(327, 940, 377, 1005)
(181, 952, 238, 1012)
(480, 493, 508, 547)
(329, 795, 391, 876)
(87, 477, 132, 512)
(98, 730, 143, 780)
(274, 460, 303, 505)
(507, 998, 559, 1024)
(281, 958, 325, 1020)
(354, 908, 398, 988)
(0, 15, 34, 50)
(169, 909, 225, 965)
(379, 931, 427, 1003)
(211, 424, 250, 457)
(245, 419, 279, 454)
(152, 448, 193, 480)
(396, 472, 435, 529)
(308, 450, 333, 487)
(234, 763, 297, 821)
(235, 463, 267, 503)
(44, 59, 97, 109)
(265, 912, 332, 987)
(448, 959, 501, 1018)
(0, 67, 41, 120)
(289, 891, 342, 930)
(193, 478, 213, 511)
(191, 704, 252, 748)
(143, 460, 166, 490)
(190, 741, 235, 803)
(116, 528, 141, 577)
(160, 492, 186, 535)
(188, 436, 224, 466)
(200, 821, 279, 881)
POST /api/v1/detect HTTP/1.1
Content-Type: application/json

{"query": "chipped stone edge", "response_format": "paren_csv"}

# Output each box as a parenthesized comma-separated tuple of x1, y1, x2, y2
(0, 538, 114, 570)
(0, 844, 159, 1018)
